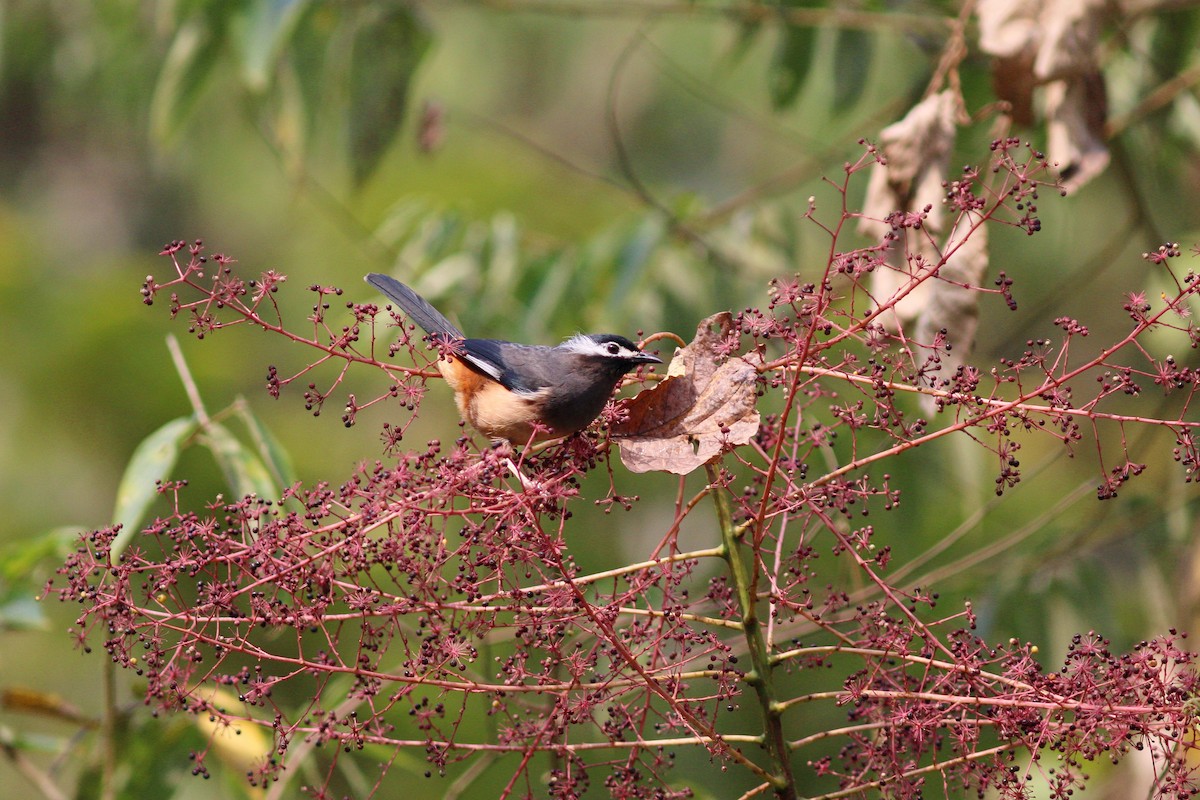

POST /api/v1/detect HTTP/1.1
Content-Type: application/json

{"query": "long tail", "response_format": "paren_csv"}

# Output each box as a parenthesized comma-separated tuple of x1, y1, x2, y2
(365, 273, 464, 340)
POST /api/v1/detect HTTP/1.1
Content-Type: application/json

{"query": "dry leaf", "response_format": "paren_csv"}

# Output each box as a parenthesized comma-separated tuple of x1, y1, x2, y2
(977, 0, 1110, 192)
(1044, 74, 1109, 191)
(1032, 0, 1104, 82)
(859, 90, 959, 332)
(975, 0, 1042, 122)
(613, 313, 762, 475)
(992, 51, 1038, 126)
(915, 222, 989, 414)
(860, 90, 958, 222)
(977, 0, 1041, 58)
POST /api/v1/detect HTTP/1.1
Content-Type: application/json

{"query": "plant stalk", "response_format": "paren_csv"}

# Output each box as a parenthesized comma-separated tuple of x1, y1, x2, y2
(708, 464, 799, 800)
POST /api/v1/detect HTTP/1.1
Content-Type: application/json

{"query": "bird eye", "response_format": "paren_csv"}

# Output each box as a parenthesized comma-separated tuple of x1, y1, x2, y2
(606, 342, 621, 355)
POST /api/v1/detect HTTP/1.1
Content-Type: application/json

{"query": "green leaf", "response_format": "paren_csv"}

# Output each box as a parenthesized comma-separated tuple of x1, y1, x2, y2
(0, 526, 78, 584)
(0, 526, 78, 630)
(269, 58, 309, 177)
(149, 16, 227, 145)
(235, 0, 313, 92)
(205, 422, 280, 502)
(75, 761, 102, 800)
(524, 252, 574, 340)
(117, 715, 213, 800)
(832, 26, 872, 115)
(257, 1, 330, 175)
(1150, 10, 1200, 83)
(0, 726, 70, 756)
(0, 596, 44, 631)
(769, 22, 815, 109)
(235, 400, 298, 492)
(483, 213, 519, 296)
(725, 17, 763, 66)
(111, 417, 197, 556)
(606, 216, 664, 322)
(284, 2, 335, 137)
(347, 5, 431, 185)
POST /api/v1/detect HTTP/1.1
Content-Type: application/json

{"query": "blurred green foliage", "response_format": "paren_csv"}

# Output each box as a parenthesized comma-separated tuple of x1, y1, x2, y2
(4, 1, 1200, 798)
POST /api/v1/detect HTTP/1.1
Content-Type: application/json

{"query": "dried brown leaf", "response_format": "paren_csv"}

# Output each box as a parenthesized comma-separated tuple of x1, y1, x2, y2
(977, 0, 1110, 192)
(978, 0, 1040, 58)
(613, 313, 761, 475)
(859, 90, 959, 332)
(916, 222, 989, 413)
(1045, 74, 1109, 192)
(860, 90, 958, 223)
(1032, 0, 1105, 82)
(993, 52, 1038, 126)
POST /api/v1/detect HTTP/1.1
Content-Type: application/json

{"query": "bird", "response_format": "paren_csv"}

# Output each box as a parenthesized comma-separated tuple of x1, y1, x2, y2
(366, 273, 662, 444)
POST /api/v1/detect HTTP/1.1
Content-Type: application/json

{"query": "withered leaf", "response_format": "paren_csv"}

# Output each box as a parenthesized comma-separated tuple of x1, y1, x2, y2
(859, 90, 959, 332)
(977, 0, 1040, 59)
(1044, 74, 1109, 191)
(916, 221, 989, 414)
(992, 52, 1037, 126)
(613, 312, 762, 475)
(977, 0, 1110, 192)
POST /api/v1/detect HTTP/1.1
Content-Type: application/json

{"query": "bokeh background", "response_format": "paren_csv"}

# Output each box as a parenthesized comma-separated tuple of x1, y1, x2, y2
(3, 2, 1200, 798)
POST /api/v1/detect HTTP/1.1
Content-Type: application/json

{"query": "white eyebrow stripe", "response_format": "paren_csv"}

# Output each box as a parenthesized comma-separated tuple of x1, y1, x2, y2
(559, 334, 638, 358)
(558, 334, 600, 355)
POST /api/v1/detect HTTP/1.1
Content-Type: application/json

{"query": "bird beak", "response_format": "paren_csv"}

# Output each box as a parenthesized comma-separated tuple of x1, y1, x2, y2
(634, 351, 663, 364)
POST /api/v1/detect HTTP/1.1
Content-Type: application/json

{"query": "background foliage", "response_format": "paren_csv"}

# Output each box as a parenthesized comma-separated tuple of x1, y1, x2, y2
(5, 1, 1200, 798)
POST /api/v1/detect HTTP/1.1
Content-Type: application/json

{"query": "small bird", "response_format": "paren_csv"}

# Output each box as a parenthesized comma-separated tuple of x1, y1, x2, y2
(366, 273, 661, 444)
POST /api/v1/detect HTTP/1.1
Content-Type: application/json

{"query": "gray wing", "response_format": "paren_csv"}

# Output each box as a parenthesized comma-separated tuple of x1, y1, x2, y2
(462, 340, 557, 395)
